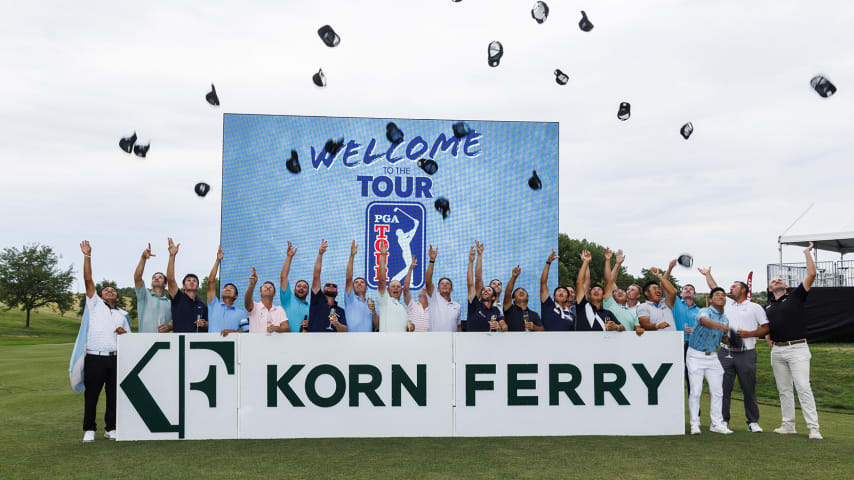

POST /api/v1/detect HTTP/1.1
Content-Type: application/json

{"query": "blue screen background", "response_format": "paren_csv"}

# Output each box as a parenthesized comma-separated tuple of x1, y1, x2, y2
(221, 114, 558, 319)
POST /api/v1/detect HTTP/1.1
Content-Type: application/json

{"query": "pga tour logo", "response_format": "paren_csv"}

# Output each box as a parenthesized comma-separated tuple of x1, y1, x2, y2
(365, 201, 425, 290)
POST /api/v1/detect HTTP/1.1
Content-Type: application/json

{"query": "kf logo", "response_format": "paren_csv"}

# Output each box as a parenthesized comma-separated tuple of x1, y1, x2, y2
(119, 336, 235, 439)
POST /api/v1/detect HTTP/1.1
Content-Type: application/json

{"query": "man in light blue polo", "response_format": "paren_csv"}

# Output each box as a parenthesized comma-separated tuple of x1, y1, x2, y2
(343, 240, 377, 332)
(687, 287, 732, 435)
(206, 246, 248, 335)
(133, 243, 171, 333)
(279, 241, 310, 332)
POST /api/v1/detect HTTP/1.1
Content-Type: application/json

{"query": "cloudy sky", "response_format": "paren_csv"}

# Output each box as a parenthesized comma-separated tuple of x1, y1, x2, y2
(1, 0, 852, 294)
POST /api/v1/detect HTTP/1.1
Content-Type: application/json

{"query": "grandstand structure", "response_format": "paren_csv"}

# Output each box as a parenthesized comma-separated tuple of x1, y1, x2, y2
(769, 231, 854, 287)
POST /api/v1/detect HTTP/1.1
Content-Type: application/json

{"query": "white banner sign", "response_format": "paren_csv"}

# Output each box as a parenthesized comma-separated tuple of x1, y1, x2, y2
(454, 332, 685, 436)
(117, 332, 683, 440)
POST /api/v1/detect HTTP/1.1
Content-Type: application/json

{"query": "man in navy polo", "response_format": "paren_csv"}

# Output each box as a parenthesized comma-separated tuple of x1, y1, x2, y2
(166, 237, 208, 333)
(466, 241, 505, 332)
(308, 239, 347, 332)
(539, 249, 575, 331)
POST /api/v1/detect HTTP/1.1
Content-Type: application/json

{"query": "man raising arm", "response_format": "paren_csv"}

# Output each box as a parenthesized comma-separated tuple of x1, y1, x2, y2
(424, 245, 462, 332)
(467, 242, 506, 332)
(403, 257, 426, 332)
(279, 241, 310, 333)
(133, 243, 171, 333)
(166, 237, 208, 333)
(765, 242, 822, 439)
(343, 240, 374, 332)
(245, 267, 289, 333)
(540, 249, 574, 331)
(206, 246, 246, 336)
(79, 241, 129, 443)
(603, 249, 642, 335)
(307, 240, 347, 332)
(376, 241, 409, 332)
(636, 265, 676, 332)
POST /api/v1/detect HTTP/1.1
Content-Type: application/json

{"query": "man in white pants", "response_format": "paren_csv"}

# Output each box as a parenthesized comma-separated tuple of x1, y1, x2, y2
(687, 287, 733, 435)
(766, 242, 822, 439)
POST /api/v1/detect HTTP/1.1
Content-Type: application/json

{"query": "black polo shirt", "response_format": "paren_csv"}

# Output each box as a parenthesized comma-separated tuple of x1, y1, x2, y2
(467, 297, 503, 332)
(308, 290, 347, 332)
(541, 297, 575, 331)
(765, 284, 809, 342)
(171, 290, 208, 333)
(575, 298, 617, 332)
(503, 304, 542, 332)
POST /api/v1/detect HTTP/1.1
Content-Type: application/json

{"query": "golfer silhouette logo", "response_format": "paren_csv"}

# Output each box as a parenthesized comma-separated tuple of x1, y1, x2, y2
(391, 207, 420, 282)
(366, 201, 426, 289)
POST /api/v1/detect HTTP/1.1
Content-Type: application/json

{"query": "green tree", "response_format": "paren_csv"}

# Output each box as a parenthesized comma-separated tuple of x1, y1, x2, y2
(0, 244, 75, 328)
(557, 234, 681, 293)
(77, 279, 126, 316)
(557, 234, 636, 290)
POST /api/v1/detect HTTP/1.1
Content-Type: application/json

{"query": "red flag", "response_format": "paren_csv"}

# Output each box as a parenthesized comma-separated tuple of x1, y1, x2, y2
(747, 271, 753, 300)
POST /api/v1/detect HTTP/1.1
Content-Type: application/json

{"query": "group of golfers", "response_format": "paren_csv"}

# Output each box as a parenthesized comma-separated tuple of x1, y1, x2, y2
(77, 238, 822, 442)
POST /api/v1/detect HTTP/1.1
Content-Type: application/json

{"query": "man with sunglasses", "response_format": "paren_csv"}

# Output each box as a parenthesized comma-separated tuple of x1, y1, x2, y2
(279, 241, 310, 333)
(307, 239, 347, 332)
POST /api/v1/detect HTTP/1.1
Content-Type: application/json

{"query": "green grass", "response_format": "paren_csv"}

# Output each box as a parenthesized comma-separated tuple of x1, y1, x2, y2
(726, 341, 854, 414)
(0, 297, 135, 346)
(1, 342, 853, 479)
(0, 307, 80, 345)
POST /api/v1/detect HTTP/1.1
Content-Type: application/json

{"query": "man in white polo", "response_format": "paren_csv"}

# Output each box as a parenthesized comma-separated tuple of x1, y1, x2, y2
(403, 258, 428, 332)
(79, 241, 130, 442)
(700, 266, 769, 433)
(424, 245, 461, 332)
(376, 241, 409, 331)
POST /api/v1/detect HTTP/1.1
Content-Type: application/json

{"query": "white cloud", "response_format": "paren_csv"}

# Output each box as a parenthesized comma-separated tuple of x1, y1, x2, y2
(1, 0, 852, 293)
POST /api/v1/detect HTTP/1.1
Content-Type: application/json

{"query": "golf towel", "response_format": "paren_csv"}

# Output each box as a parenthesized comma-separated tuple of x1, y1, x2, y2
(68, 307, 89, 393)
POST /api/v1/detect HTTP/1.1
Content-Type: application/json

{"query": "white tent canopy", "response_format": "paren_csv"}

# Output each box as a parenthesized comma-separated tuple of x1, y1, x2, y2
(778, 231, 854, 256)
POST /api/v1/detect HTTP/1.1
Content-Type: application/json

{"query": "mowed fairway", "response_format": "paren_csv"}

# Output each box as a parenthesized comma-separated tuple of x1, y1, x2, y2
(1, 311, 853, 479)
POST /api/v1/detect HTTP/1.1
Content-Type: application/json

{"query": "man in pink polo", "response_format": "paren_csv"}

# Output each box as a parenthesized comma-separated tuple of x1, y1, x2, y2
(244, 267, 289, 333)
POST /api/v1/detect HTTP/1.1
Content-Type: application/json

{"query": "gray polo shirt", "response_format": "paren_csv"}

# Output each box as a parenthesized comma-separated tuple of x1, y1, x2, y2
(636, 300, 675, 331)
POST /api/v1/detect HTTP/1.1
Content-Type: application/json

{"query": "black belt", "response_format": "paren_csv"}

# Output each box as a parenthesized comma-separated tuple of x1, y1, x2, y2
(774, 339, 807, 347)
